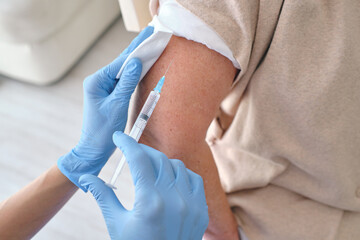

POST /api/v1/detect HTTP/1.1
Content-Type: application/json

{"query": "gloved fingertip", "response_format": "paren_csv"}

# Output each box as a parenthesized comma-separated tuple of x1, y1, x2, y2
(79, 174, 92, 184)
(79, 174, 102, 191)
(113, 131, 133, 149)
(135, 26, 154, 43)
(79, 175, 91, 191)
(124, 58, 142, 75)
(144, 25, 154, 35)
(112, 131, 125, 143)
(79, 181, 90, 192)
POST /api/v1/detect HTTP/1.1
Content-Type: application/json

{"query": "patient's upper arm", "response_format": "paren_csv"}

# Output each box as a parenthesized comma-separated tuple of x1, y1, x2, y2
(135, 36, 237, 158)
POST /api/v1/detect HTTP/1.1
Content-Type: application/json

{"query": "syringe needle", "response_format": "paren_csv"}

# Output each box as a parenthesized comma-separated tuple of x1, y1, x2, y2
(164, 59, 174, 77)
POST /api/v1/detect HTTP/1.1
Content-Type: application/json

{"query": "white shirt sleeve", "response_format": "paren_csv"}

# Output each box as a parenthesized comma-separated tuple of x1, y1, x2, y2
(116, 0, 240, 80)
(155, 0, 240, 69)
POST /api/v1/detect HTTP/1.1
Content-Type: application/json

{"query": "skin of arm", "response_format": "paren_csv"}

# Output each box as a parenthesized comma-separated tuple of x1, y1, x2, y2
(135, 36, 240, 240)
(0, 165, 77, 239)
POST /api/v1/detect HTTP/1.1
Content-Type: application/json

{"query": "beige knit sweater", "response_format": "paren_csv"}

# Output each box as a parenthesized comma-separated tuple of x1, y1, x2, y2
(150, 1, 360, 239)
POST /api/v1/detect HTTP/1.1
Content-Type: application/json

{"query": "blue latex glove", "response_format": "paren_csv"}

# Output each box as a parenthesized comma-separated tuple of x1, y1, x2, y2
(79, 132, 209, 240)
(58, 26, 154, 191)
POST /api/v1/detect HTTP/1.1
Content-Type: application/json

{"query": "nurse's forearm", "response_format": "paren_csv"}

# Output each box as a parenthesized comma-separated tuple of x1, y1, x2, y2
(0, 165, 77, 239)
(135, 36, 240, 239)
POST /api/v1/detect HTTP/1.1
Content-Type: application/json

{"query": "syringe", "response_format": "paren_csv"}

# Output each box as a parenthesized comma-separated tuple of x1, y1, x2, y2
(106, 60, 173, 189)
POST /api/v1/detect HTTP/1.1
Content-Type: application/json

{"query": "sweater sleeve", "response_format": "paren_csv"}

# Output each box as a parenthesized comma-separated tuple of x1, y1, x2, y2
(155, 0, 283, 86)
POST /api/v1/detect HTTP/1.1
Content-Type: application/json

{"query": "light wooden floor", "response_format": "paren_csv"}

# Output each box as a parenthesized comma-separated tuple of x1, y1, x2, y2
(0, 18, 139, 240)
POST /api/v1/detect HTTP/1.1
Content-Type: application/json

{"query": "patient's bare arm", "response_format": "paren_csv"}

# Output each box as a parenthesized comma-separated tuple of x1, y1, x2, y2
(135, 36, 239, 239)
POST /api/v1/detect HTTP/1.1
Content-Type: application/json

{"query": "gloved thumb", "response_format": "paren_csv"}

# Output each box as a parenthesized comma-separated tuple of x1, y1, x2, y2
(111, 58, 142, 101)
(79, 174, 126, 218)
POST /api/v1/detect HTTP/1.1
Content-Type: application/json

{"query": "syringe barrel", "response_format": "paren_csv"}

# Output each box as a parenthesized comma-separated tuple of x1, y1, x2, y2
(139, 90, 160, 119)
(129, 90, 160, 141)
(107, 90, 160, 189)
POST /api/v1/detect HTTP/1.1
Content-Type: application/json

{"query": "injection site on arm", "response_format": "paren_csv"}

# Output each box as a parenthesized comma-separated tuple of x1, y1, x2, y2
(109, 0, 240, 186)
(107, 60, 173, 189)
(109, 1, 241, 238)
(135, 34, 239, 240)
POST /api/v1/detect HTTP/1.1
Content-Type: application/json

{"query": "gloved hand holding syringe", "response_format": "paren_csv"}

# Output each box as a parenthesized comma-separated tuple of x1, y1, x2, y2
(106, 59, 174, 189)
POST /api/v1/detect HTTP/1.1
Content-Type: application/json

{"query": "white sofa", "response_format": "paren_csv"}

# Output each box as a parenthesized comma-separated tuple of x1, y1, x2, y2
(0, 0, 120, 85)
